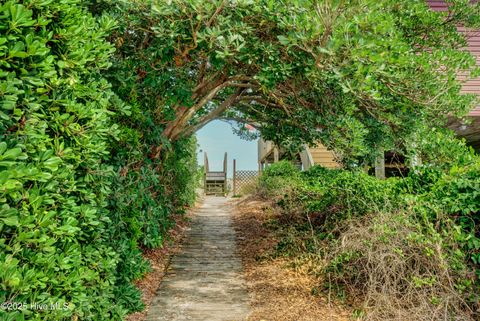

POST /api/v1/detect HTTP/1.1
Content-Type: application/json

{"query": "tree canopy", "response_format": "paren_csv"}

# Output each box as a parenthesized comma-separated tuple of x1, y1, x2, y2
(106, 0, 480, 164)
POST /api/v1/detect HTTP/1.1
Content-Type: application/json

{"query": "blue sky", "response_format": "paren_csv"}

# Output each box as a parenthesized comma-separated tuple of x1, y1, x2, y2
(196, 120, 258, 178)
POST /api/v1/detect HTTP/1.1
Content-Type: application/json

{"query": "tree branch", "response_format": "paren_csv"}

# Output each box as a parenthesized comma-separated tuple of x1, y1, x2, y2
(181, 88, 245, 137)
(192, 69, 226, 100)
(206, 0, 227, 27)
(219, 117, 261, 129)
(163, 78, 228, 139)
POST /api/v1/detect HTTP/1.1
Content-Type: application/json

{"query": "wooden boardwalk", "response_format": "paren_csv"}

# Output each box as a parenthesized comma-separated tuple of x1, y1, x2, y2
(146, 197, 250, 321)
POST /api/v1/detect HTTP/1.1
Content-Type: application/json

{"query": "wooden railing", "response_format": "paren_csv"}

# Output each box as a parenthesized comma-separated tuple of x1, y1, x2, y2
(204, 152, 227, 196)
(258, 137, 274, 162)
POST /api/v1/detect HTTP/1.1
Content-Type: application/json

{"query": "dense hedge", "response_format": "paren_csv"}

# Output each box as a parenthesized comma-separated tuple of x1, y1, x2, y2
(0, 1, 198, 320)
(107, 104, 198, 313)
(259, 156, 480, 319)
(0, 1, 121, 319)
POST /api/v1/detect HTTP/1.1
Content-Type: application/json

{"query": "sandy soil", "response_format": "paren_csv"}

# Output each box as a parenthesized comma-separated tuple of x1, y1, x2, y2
(231, 196, 351, 321)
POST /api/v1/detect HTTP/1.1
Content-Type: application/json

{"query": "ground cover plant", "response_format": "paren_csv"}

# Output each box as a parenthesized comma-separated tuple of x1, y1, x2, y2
(258, 140, 480, 320)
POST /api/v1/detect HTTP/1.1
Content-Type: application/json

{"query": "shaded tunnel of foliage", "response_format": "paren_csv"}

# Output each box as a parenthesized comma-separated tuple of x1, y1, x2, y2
(1, 0, 480, 320)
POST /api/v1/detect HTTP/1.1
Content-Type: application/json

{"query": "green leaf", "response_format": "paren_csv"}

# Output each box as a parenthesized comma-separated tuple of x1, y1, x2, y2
(43, 157, 62, 171)
(277, 35, 289, 45)
(1, 216, 19, 227)
(0, 142, 7, 155)
(0, 147, 22, 160)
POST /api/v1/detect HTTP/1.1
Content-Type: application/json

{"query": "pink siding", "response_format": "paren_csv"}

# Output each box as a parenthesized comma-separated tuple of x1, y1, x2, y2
(427, 0, 479, 11)
(426, 0, 480, 116)
(471, 108, 480, 116)
(427, 0, 450, 11)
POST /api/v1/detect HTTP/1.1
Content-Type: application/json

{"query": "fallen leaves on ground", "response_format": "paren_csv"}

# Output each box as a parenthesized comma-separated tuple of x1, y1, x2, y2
(231, 196, 351, 321)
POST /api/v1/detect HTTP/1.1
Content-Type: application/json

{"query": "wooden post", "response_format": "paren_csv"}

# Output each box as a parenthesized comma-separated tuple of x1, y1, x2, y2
(223, 152, 228, 173)
(410, 133, 422, 169)
(203, 152, 208, 194)
(410, 140, 423, 168)
(375, 148, 385, 180)
(411, 153, 422, 168)
(223, 152, 228, 195)
(233, 159, 237, 196)
(273, 146, 279, 163)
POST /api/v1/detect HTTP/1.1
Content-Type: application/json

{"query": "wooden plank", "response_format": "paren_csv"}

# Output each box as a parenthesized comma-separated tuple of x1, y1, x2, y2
(206, 172, 226, 176)
(311, 154, 335, 159)
(204, 152, 209, 172)
(309, 149, 331, 154)
(223, 152, 227, 174)
(375, 149, 385, 180)
(312, 160, 337, 166)
(311, 155, 336, 160)
(319, 162, 341, 167)
(206, 175, 226, 180)
(312, 160, 339, 165)
(309, 142, 341, 168)
(310, 150, 334, 155)
(233, 159, 237, 196)
(311, 154, 336, 159)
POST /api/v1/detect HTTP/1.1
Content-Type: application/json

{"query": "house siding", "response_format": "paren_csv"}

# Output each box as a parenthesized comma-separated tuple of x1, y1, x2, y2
(427, 0, 480, 116)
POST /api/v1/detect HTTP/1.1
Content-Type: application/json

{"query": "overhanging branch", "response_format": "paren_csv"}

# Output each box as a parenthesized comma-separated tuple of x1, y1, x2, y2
(181, 88, 245, 137)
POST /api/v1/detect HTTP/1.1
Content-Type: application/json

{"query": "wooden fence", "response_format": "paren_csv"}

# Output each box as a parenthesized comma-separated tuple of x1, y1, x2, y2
(233, 159, 259, 196)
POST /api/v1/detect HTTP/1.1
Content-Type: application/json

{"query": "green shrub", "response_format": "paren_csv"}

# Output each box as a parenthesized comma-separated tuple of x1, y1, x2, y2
(99, 2, 201, 313)
(0, 2, 199, 320)
(420, 162, 480, 272)
(263, 161, 301, 178)
(258, 161, 301, 199)
(413, 128, 478, 169)
(0, 1, 124, 319)
(106, 135, 197, 314)
(261, 164, 399, 233)
(398, 160, 480, 272)
(300, 167, 399, 221)
(258, 159, 480, 320)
